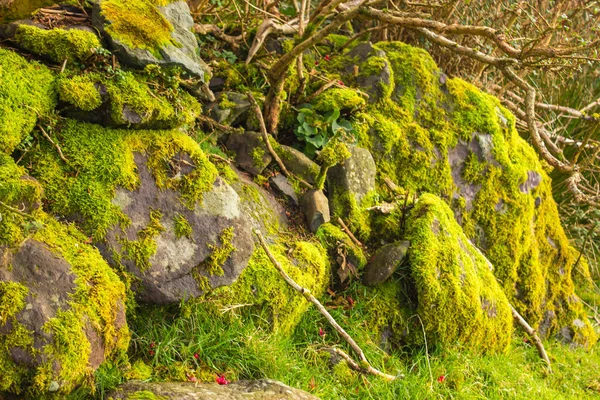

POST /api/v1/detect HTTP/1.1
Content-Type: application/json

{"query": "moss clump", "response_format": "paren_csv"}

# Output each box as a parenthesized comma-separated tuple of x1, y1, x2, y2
(0, 0, 57, 23)
(173, 213, 192, 240)
(0, 48, 56, 154)
(461, 151, 487, 184)
(315, 222, 367, 270)
(332, 360, 355, 384)
(0, 153, 44, 247)
(313, 87, 366, 114)
(15, 25, 101, 63)
(25, 119, 217, 240)
(216, 240, 330, 333)
(219, 93, 237, 110)
(201, 226, 236, 277)
(0, 282, 32, 394)
(58, 74, 102, 111)
(100, 0, 176, 57)
(315, 138, 351, 190)
(407, 193, 513, 353)
(122, 209, 165, 272)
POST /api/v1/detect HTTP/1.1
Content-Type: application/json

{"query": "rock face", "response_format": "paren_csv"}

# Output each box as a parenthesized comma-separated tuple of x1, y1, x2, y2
(275, 144, 319, 184)
(101, 153, 254, 304)
(208, 92, 251, 126)
(108, 380, 320, 400)
(93, 0, 211, 82)
(363, 241, 409, 287)
(301, 189, 330, 232)
(327, 146, 376, 204)
(226, 131, 272, 176)
(270, 173, 299, 206)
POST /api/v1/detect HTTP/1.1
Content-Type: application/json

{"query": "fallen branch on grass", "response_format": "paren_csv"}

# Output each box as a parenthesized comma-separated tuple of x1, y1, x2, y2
(254, 229, 398, 381)
(510, 305, 553, 373)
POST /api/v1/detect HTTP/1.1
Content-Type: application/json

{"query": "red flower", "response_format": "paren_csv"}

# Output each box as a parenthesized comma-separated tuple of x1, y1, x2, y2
(194, 353, 199, 359)
(149, 341, 156, 348)
(338, 80, 344, 86)
(216, 374, 229, 385)
(324, 54, 331, 61)
(315, 61, 319, 66)
(149, 349, 155, 356)
(319, 327, 325, 337)
(437, 375, 446, 383)
(188, 374, 197, 383)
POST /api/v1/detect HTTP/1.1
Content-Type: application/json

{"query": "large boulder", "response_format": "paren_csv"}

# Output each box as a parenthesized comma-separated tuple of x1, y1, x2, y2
(405, 194, 513, 352)
(325, 41, 596, 346)
(25, 120, 254, 305)
(108, 379, 319, 400)
(93, 0, 211, 83)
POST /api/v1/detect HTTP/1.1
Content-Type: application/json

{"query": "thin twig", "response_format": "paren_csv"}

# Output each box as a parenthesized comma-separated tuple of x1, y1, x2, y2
(0, 200, 38, 221)
(60, 59, 67, 74)
(337, 217, 363, 248)
(37, 125, 70, 164)
(254, 230, 398, 381)
(510, 305, 552, 372)
(246, 92, 313, 188)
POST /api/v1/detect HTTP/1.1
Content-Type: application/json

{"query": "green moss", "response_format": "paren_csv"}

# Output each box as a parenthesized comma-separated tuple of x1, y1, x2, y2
(173, 213, 192, 240)
(0, 282, 32, 394)
(15, 25, 101, 63)
(126, 390, 166, 400)
(100, 0, 176, 57)
(0, 48, 57, 154)
(125, 360, 153, 380)
(315, 222, 367, 270)
(0, 153, 44, 247)
(216, 240, 330, 333)
(313, 88, 366, 114)
(0, 0, 57, 23)
(407, 193, 513, 353)
(58, 74, 102, 111)
(219, 93, 237, 110)
(462, 151, 487, 184)
(25, 119, 218, 240)
(201, 226, 236, 277)
(332, 360, 355, 384)
(251, 146, 266, 169)
(325, 33, 349, 50)
(122, 209, 165, 272)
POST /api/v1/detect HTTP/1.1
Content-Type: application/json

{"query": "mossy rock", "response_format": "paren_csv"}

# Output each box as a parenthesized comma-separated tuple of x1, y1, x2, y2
(406, 193, 513, 353)
(14, 24, 101, 63)
(0, 0, 56, 23)
(92, 0, 211, 82)
(324, 41, 596, 345)
(24, 119, 254, 304)
(0, 216, 129, 396)
(0, 48, 57, 154)
(57, 69, 201, 129)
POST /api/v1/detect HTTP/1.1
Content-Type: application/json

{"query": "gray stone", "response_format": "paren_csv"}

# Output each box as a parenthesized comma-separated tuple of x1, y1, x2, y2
(99, 153, 254, 304)
(345, 43, 392, 103)
(207, 92, 251, 126)
(92, 1, 211, 82)
(301, 189, 330, 232)
(327, 146, 376, 204)
(231, 166, 289, 243)
(363, 241, 409, 286)
(225, 131, 272, 176)
(108, 380, 319, 400)
(519, 170, 542, 193)
(270, 173, 299, 206)
(276, 144, 319, 184)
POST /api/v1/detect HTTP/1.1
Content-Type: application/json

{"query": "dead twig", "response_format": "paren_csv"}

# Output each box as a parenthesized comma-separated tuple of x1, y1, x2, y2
(246, 92, 313, 189)
(0, 200, 38, 221)
(37, 125, 70, 165)
(510, 305, 553, 372)
(337, 217, 363, 248)
(254, 230, 398, 381)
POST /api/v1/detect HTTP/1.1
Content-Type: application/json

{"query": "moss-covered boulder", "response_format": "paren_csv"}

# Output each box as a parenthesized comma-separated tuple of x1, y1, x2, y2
(0, 48, 56, 154)
(0, 155, 128, 395)
(324, 41, 596, 346)
(25, 119, 254, 304)
(92, 0, 211, 83)
(0, 0, 56, 23)
(406, 193, 513, 352)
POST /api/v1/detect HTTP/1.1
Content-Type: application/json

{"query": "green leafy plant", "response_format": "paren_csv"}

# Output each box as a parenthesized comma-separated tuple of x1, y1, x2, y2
(295, 105, 355, 158)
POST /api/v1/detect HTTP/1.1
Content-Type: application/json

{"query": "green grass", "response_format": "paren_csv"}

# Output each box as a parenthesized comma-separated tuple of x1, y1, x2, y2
(92, 279, 600, 400)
